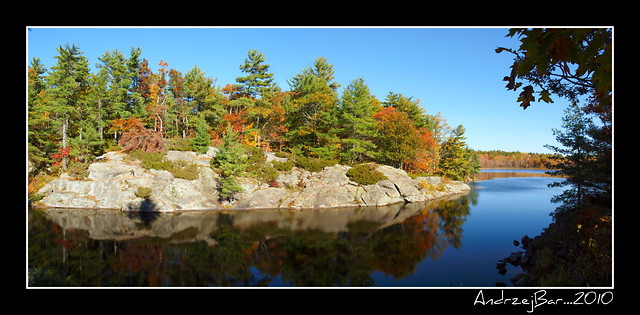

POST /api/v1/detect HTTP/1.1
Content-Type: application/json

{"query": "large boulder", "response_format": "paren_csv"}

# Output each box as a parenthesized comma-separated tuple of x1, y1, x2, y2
(276, 168, 311, 189)
(359, 181, 404, 206)
(283, 183, 361, 209)
(231, 187, 291, 209)
(165, 150, 212, 167)
(375, 165, 423, 202)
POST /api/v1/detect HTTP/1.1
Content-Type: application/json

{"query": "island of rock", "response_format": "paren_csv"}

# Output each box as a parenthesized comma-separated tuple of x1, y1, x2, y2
(36, 149, 470, 212)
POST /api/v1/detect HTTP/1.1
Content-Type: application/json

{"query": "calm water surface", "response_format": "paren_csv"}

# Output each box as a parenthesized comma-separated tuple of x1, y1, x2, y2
(27, 169, 564, 287)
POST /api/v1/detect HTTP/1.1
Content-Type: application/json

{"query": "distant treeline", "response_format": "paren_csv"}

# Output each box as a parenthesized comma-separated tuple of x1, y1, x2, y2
(474, 150, 559, 169)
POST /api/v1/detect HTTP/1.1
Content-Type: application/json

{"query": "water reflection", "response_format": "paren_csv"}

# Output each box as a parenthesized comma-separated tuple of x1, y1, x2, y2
(28, 195, 471, 287)
(475, 169, 560, 181)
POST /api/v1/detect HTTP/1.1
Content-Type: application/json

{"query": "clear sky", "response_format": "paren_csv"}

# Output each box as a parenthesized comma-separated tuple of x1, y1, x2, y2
(26, 27, 571, 153)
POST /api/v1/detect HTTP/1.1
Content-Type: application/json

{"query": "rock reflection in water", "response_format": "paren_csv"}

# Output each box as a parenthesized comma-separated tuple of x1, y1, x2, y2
(28, 194, 471, 287)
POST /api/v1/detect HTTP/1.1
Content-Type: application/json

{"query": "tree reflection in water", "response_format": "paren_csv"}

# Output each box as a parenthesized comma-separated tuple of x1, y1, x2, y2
(28, 197, 471, 287)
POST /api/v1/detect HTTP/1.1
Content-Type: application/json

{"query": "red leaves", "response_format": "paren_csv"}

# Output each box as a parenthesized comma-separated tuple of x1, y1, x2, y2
(118, 119, 164, 153)
(51, 146, 71, 160)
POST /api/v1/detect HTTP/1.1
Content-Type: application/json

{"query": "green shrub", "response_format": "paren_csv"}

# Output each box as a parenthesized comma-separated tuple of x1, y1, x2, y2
(250, 163, 280, 184)
(346, 163, 387, 185)
(135, 186, 152, 199)
(294, 156, 337, 173)
(68, 161, 89, 180)
(272, 160, 294, 172)
(220, 176, 243, 201)
(164, 137, 193, 152)
(128, 150, 199, 180)
(244, 145, 266, 165)
(104, 139, 122, 152)
(169, 160, 200, 180)
(129, 150, 171, 170)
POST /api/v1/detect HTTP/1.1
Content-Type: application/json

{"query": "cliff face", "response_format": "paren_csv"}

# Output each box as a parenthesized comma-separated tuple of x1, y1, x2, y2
(36, 150, 470, 212)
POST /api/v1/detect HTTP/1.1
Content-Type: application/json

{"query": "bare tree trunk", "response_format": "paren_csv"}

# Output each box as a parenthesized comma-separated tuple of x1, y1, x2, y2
(98, 98, 103, 139)
(62, 113, 68, 170)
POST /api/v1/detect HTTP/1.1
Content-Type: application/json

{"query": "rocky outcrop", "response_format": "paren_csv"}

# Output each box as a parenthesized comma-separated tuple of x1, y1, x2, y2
(37, 150, 470, 212)
(38, 151, 220, 212)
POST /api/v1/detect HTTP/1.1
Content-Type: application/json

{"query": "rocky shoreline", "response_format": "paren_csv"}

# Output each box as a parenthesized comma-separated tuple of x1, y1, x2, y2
(35, 149, 470, 212)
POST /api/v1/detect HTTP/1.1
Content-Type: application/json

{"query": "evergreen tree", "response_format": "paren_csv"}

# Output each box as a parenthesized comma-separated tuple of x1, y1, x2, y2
(90, 69, 108, 140)
(192, 116, 211, 154)
(286, 57, 341, 159)
(28, 57, 47, 101)
(28, 57, 54, 172)
(544, 102, 609, 211)
(185, 65, 225, 130)
(46, 43, 91, 170)
(383, 92, 428, 129)
(126, 47, 146, 119)
(338, 78, 378, 164)
(235, 49, 274, 98)
(438, 125, 477, 180)
(97, 49, 131, 121)
(214, 125, 247, 201)
(288, 57, 340, 92)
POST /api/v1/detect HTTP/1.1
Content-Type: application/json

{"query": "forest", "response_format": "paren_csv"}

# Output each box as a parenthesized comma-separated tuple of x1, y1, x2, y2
(28, 44, 480, 195)
(475, 150, 558, 169)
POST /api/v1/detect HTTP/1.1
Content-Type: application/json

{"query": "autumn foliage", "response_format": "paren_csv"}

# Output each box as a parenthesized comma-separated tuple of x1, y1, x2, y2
(372, 106, 437, 174)
(118, 118, 164, 153)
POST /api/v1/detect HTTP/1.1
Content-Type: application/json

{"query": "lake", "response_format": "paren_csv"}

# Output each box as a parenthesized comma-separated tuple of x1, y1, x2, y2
(27, 169, 564, 287)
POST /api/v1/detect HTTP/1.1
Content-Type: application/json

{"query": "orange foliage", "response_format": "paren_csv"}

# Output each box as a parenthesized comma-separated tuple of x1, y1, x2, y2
(406, 128, 438, 174)
(110, 117, 144, 134)
(118, 118, 164, 153)
(373, 106, 438, 174)
(221, 110, 248, 134)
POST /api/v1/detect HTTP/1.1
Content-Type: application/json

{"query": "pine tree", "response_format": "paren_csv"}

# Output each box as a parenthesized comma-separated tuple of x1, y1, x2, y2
(46, 43, 91, 170)
(438, 125, 477, 180)
(235, 49, 274, 99)
(214, 125, 247, 201)
(28, 57, 54, 172)
(126, 47, 146, 119)
(97, 49, 131, 121)
(288, 57, 340, 92)
(286, 57, 341, 159)
(544, 102, 608, 211)
(383, 92, 428, 129)
(192, 116, 211, 154)
(338, 78, 378, 164)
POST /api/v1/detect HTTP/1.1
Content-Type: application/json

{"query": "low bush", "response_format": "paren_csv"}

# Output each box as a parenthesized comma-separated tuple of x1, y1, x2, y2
(135, 186, 152, 199)
(28, 173, 57, 200)
(272, 160, 294, 172)
(164, 137, 193, 152)
(129, 150, 199, 180)
(294, 156, 337, 173)
(244, 145, 266, 165)
(67, 161, 89, 180)
(245, 146, 280, 184)
(169, 160, 200, 180)
(419, 180, 446, 192)
(250, 163, 280, 184)
(346, 163, 387, 185)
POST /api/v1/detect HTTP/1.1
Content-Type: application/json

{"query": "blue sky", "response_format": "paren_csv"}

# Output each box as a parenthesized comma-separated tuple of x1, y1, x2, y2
(27, 27, 571, 153)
